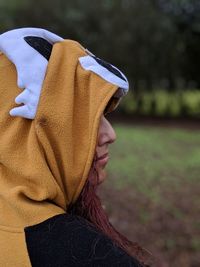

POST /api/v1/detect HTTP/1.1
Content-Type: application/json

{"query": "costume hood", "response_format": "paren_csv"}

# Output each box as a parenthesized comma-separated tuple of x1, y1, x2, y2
(0, 28, 129, 229)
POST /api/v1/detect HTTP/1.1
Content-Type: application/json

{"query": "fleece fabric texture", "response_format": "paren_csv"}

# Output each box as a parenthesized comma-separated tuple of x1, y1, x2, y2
(0, 40, 118, 266)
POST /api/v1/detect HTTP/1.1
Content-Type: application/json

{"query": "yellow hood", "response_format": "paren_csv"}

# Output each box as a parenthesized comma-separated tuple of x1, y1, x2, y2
(0, 38, 125, 229)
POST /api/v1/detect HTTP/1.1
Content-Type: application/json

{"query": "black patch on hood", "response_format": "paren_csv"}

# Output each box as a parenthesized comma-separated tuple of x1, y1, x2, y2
(91, 55, 126, 82)
(24, 36, 52, 60)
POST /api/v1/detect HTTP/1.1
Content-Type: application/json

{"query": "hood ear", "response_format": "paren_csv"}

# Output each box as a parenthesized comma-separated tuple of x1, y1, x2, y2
(0, 27, 63, 119)
(24, 36, 53, 60)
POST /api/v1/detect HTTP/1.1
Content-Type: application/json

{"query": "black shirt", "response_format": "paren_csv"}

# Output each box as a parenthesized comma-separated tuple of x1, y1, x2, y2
(25, 213, 143, 267)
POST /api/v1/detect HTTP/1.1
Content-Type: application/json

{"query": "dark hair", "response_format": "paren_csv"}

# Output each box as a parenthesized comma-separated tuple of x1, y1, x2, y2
(68, 155, 154, 267)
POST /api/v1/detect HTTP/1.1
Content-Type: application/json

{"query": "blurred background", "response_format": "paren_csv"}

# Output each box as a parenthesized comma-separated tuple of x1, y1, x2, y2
(0, 0, 199, 266)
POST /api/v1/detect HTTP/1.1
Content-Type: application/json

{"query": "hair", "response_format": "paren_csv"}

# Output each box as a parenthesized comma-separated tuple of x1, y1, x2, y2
(68, 154, 154, 267)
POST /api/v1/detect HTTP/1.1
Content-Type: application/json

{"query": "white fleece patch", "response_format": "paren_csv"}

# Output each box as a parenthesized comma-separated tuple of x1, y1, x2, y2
(79, 55, 129, 92)
(0, 27, 63, 119)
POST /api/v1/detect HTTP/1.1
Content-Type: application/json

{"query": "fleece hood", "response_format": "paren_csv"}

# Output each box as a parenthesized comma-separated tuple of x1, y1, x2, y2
(0, 28, 129, 229)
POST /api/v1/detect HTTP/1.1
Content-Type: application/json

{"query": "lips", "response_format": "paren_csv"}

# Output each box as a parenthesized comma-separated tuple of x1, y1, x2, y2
(96, 153, 109, 166)
(97, 153, 109, 160)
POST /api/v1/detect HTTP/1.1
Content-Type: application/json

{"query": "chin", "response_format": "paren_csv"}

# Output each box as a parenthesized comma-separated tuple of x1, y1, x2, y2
(97, 169, 107, 184)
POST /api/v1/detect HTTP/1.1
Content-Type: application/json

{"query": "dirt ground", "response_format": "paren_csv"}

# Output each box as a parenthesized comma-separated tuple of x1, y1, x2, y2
(99, 184, 200, 267)
(99, 115, 200, 267)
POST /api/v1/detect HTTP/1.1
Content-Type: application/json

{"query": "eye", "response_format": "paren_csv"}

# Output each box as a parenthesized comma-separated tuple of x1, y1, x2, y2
(104, 97, 120, 117)
(104, 96, 114, 116)
(103, 111, 109, 118)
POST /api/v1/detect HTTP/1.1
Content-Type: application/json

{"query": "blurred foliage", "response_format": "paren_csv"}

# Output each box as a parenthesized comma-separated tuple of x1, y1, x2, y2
(120, 89, 200, 118)
(0, 0, 200, 91)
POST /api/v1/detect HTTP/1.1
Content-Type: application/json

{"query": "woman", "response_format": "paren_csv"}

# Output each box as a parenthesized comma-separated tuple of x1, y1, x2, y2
(0, 28, 151, 266)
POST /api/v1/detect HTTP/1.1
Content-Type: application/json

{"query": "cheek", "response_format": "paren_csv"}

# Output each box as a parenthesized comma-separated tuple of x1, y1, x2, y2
(95, 146, 100, 155)
(96, 164, 107, 184)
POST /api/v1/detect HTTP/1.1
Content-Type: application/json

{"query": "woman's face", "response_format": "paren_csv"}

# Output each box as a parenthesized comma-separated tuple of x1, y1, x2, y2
(95, 114, 116, 184)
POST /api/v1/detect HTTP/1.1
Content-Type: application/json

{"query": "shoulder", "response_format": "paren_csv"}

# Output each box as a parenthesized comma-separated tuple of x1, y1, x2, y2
(25, 213, 143, 267)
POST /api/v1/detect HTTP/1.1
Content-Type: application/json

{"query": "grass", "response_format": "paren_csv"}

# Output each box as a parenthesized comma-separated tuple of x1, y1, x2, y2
(101, 123, 200, 265)
(106, 124, 200, 203)
(108, 125, 200, 185)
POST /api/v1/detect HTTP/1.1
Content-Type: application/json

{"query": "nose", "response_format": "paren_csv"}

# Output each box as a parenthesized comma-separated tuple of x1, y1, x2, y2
(98, 116, 117, 146)
(106, 120, 116, 144)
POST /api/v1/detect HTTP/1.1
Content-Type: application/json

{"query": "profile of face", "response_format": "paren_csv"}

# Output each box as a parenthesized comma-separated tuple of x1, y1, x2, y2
(95, 114, 116, 184)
